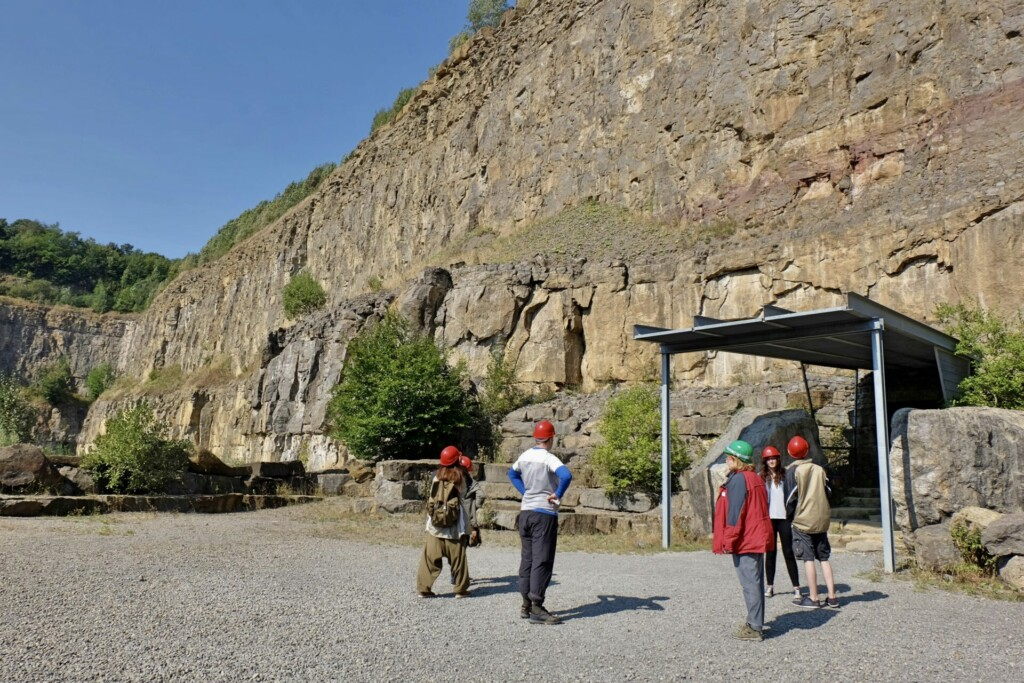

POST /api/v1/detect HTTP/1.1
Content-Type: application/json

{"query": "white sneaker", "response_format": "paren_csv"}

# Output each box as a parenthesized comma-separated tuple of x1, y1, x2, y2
(764, 586, 774, 597)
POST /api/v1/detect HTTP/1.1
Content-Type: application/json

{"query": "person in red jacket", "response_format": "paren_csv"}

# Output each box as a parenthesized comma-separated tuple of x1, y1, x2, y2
(713, 439, 775, 641)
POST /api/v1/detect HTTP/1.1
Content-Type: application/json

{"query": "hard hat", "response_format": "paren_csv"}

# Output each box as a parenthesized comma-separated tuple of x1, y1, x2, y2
(440, 445, 462, 467)
(533, 420, 555, 440)
(724, 439, 754, 463)
(459, 454, 472, 470)
(787, 436, 810, 459)
(761, 446, 781, 459)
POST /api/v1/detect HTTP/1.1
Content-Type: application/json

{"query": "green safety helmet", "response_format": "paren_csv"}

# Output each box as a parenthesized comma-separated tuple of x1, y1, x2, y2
(724, 439, 754, 463)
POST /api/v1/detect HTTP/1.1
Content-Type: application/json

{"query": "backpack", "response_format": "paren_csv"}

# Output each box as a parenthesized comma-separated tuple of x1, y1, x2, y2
(426, 478, 461, 528)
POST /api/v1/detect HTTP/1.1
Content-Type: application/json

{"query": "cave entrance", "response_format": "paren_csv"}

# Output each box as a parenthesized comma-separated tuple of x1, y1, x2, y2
(633, 292, 970, 572)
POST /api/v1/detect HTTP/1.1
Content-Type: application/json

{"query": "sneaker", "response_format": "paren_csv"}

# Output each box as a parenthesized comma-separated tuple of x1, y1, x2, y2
(455, 591, 471, 599)
(825, 597, 840, 609)
(732, 623, 763, 641)
(418, 590, 435, 598)
(794, 588, 802, 598)
(529, 604, 563, 625)
(764, 586, 774, 598)
(793, 596, 820, 609)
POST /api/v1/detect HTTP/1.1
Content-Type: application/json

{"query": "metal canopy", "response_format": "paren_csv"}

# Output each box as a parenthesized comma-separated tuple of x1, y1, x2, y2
(634, 293, 966, 380)
(633, 292, 971, 572)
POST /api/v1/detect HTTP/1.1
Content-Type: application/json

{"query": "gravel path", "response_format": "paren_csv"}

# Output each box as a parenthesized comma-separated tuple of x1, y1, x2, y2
(1, 503, 1021, 682)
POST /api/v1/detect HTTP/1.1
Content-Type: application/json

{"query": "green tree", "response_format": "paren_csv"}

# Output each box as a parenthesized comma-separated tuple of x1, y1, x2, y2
(86, 362, 117, 401)
(937, 303, 1024, 409)
(0, 373, 34, 446)
(34, 357, 75, 405)
(592, 385, 688, 502)
(282, 271, 327, 318)
(81, 402, 191, 494)
(479, 348, 527, 453)
(327, 312, 475, 460)
(467, 0, 510, 31)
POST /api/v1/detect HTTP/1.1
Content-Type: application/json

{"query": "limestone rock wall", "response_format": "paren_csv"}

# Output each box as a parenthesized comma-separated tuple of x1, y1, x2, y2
(0, 299, 133, 383)
(7, 0, 1024, 466)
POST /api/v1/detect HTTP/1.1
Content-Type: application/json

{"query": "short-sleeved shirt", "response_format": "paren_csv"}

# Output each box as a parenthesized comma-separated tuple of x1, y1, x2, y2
(511, 446, 564, 515)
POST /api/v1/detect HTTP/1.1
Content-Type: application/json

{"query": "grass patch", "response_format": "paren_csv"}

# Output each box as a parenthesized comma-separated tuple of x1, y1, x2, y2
(857, 560, 1022, 602)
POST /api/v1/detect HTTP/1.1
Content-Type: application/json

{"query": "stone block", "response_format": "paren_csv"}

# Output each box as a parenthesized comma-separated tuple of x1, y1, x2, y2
(997, 555, 1024, 591)
(317, 472, 352, 496)
(982, 513, 1024, 557)
(578, 488, 654, 513)
(0, 498, 44, 516)
(478, 481, 520, 501)
(378, 499, 425, 514)
(376, 459, 437, 482)
(376, 479, 424, 502)
(251, 460, 305, 479)
(41, 497, 108, 516)
(909, 524, 961, 571)
(482, 463, 513, 482)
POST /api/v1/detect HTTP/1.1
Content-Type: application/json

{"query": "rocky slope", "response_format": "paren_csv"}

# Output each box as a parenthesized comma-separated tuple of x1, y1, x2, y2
(3, 0, 1023, 466)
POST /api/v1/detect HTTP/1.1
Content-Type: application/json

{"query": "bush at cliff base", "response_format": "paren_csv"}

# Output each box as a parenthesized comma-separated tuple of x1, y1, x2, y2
(0, 373, 34, 447)
(592, 384, 688, 502)
(327, 312, 475, 461)
(82, 401, 191, 494)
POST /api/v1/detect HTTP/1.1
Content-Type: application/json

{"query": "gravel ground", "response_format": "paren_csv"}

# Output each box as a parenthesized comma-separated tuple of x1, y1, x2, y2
(1, 502, 1022, 682)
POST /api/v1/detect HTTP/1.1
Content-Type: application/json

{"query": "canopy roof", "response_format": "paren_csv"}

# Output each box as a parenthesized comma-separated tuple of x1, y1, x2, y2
(633, 292, 969, 399)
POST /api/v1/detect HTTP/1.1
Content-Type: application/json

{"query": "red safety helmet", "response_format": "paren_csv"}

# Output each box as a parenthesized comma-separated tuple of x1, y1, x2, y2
(533, 420, 555, 440)
(761, 446, 781, 460)
(440, 445, 462, 467)
(787, 436, 809, 460)
(459, 454, 472, 470)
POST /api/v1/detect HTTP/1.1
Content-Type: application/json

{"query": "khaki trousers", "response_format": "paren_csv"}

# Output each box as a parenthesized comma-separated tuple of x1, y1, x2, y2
(416, 533, 470, 594)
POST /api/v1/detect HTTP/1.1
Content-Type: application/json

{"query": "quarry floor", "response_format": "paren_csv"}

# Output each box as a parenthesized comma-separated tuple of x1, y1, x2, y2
(1, 499, 1021, 682)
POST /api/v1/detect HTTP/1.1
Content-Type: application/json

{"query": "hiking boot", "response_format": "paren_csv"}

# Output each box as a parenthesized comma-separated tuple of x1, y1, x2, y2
(732, 623, 763, 641)
(824, 597, 840, 609)
(418, 590, 435, 598)
(519, 600, 531, 619)
(529, 604, 562, 625)
(793, 596, 820, 609)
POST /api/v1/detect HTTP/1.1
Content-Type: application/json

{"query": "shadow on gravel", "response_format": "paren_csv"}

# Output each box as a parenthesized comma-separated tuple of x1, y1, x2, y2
(468, 575, 520, 597)
(556, 594, 670, 622)
(766, 589, 888, 637)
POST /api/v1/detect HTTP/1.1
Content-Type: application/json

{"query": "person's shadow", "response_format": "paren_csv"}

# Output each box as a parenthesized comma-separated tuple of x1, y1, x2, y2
(556, 594, 670, 621)
(767, 588, 887, 636)
(468, 574, 521, 597)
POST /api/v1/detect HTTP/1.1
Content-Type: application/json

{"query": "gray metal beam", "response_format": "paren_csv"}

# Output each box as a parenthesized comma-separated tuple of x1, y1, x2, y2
(661, 352, 672, 549)
(872, 323, 896, 572)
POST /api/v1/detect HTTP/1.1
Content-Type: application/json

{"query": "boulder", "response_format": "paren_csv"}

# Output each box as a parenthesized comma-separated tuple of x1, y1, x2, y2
(907, 523, 961, 571)
(189, 450, 248, 477)
(577, 488, 655, 513)
(890, 407, 1024, 530)
(58, 466, 96, 494)
(317, 472, 352, 496)
(376, 459, 437, 483)
(687, 408, 820, 533)
(951, 506, 1003, 534)
(250, 460, 305, 479)
(982, 513, 1024, 557)
(0, 498, 45, 516)
(347, 460, 375, 483)
(996, 555, 1024, 591)
(0, 445, 74, 494)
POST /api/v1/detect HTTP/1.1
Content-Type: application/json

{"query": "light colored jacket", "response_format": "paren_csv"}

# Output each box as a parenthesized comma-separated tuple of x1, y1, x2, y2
(785, 461, 831, 534)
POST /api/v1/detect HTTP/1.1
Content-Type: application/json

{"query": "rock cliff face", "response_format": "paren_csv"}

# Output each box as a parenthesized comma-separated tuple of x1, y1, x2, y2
(4, 0, 1024, 465)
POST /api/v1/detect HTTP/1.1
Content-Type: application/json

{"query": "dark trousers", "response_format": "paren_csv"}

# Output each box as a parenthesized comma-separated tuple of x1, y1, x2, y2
(518, 510, 558, 604)
(765, 517, 800, 589)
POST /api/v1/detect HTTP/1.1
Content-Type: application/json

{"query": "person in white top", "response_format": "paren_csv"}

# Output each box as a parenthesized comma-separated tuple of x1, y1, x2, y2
(759, 445, 802, 599)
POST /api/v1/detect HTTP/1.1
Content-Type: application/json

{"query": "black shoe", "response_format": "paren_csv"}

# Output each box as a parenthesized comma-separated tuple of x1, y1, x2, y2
(529, 604, 562, 625)
(520, 601, 530, 619)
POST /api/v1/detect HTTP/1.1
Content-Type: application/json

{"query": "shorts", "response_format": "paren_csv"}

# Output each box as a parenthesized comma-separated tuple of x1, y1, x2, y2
(791, 526, 831, 562)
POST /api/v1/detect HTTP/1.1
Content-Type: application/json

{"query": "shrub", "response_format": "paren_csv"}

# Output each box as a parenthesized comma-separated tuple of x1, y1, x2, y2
(370, 87, 418, 133)
(34, 357, 74, 405)
(592, 385, 688, 502)
(327, 312, 476, 461)
(936, 304, 1024, 409)
(86, 362, 117, 401)
(282, 271, 327, 319)
(0, 373, 34, 446)
(950, 518, 997, 574)
(81, 402, 191, 494)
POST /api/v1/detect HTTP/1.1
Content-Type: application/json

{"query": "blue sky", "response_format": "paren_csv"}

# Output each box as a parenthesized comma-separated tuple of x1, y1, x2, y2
(1, 1, 471, 258)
